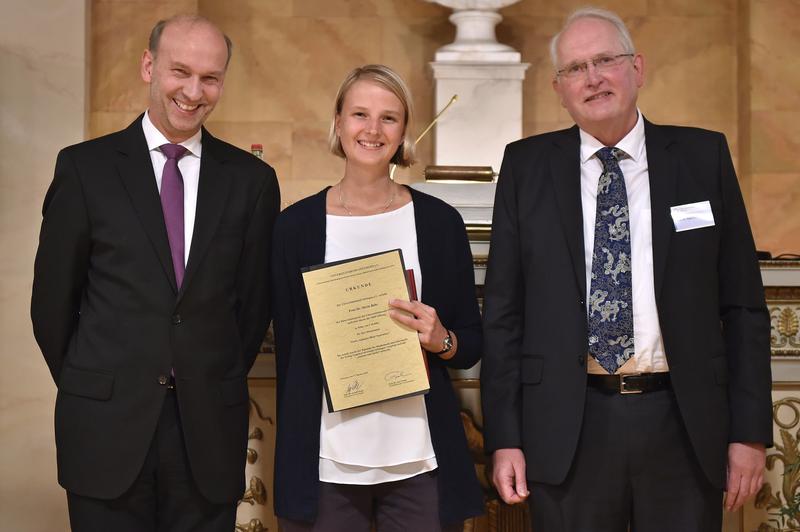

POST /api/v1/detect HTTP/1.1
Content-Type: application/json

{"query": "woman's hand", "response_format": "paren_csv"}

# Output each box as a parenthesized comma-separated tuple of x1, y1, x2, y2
(387, 299, 456, 359)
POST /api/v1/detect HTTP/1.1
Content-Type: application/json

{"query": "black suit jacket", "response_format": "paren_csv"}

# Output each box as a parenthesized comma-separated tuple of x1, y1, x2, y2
(481, 119, 772, 489)
(31, 116, 280, 503)
(270, 187, 484, 525)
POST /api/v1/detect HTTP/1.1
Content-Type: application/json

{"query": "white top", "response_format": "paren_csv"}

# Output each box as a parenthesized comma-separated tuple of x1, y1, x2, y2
(579, 111, 668, 374)
(319, 201, 438, 484)
(141, 111, 202, 266)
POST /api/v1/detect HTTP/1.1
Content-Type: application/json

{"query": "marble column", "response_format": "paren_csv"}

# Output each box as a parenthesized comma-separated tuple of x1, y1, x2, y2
(416, 1, 529, 382)
(426, 0, 529, 172)
(415, 1, 528, 248)
(430, 62, 528, 172)
(0, 1, 88, 530)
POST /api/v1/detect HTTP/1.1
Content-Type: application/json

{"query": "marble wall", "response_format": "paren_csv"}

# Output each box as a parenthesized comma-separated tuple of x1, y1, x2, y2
(86, 0, 799, 254)
(1, 0, 798, 529)
(747, 0, 800, 256)
(0, 1, 87, 530)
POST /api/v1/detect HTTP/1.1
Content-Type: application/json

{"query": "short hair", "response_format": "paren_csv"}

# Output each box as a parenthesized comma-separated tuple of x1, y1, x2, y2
(549, 7, 635, 68)
(148, 15, 233, 69)
(328, 64, 417, 168)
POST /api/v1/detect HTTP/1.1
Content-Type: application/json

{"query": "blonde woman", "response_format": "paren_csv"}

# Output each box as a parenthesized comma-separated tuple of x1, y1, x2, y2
(271, 65, 484, 531)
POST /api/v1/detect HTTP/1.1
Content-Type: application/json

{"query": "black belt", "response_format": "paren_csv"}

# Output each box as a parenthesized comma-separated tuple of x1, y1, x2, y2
(587, 372, 671, 394)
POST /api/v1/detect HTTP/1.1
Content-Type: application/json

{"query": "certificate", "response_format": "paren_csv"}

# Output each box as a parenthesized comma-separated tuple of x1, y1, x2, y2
(301, 249, 430, 412)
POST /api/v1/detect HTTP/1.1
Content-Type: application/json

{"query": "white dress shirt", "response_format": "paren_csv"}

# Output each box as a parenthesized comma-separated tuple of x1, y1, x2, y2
(141, 111, 202, 266)
(319, 201, 438, 484)
(580, 111, 669, 374)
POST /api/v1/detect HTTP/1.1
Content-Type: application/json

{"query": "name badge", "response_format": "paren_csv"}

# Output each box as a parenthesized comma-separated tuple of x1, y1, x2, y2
(670, 201, 715, 232)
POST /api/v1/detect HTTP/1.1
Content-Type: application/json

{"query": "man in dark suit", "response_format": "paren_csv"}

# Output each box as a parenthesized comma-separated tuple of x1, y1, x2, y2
(31, 15, 279, 532)
(481, 7, 772, 531)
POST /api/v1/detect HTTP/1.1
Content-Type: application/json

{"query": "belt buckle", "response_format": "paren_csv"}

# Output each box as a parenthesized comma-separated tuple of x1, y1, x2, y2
(619, 373, 642, 394)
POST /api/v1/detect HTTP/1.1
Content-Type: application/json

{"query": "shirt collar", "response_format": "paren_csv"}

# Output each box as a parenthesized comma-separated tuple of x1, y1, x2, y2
(579, 109, 644, 164)
(142, 110, 202, 158)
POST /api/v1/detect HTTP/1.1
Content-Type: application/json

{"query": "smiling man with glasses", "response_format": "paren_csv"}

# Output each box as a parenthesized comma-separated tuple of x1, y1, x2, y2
(481, 6, 772, 531)
(556, 53, 635, 79)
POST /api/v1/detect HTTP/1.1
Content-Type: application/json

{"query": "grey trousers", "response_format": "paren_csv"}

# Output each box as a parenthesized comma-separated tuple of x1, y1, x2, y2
(278, 470, 463, 532)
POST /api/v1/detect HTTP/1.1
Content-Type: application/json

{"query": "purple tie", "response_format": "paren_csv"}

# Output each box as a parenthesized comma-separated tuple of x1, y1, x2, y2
(159, 144, 188, 289)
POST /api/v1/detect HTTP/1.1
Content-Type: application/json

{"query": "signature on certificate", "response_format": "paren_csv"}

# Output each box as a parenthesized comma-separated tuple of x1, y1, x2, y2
(384, 371, 412, 385)
(344, 379, 363, 395)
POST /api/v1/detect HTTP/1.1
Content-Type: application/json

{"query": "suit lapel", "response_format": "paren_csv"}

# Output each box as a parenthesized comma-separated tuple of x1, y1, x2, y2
(178, 130, 231, 302)
(115, 116, 178, 293)
(550, 126, 587, 301)
(644, 119, 678, 301)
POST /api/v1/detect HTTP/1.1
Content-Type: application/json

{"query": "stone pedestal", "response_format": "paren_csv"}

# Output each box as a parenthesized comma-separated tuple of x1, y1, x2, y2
(424, 0, 529, 172)
(430, 62, 528, 173)
(419, 58, 527, 279)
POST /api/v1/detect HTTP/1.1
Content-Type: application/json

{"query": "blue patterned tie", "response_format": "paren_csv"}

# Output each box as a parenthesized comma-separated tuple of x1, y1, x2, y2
(588, 147, 634, 374)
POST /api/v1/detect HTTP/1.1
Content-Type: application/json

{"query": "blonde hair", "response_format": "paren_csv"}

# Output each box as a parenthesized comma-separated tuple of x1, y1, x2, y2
(328, 64, 417, 167)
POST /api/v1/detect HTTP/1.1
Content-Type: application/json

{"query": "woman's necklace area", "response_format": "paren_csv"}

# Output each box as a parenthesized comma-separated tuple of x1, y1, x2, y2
(338, 180, 396, 216)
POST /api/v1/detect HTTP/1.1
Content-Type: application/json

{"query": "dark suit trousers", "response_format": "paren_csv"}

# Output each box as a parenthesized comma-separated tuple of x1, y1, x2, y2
(67, 391, 236, 532)
(529, 387, 722, 532)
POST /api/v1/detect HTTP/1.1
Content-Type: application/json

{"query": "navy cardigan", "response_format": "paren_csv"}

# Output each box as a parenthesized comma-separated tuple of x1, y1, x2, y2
(271, 186, 485, 525)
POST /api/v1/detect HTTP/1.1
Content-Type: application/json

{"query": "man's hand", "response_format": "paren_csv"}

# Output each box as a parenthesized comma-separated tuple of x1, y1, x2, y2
(492, 448, 530, 505)
(724, 442, 766, 512)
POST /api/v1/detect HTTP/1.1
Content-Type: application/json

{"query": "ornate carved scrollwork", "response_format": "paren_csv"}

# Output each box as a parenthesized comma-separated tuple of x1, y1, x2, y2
(755, 398, 800, 531)
(237, 396, 273, 530)
(235, 518, 267, 532)
(246, 448, 259, 464)
(766, 288, 800, 357)
(770, 304, 800, 356)
(250, 398, 274, 424)
(247, 426, 264, 464)
(239, 476, 267, 506)
(776, 308, 800, 339)
(460, 409, 532, 532)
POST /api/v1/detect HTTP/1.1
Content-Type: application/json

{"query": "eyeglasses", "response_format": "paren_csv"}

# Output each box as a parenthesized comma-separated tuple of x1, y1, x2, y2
(556, 53, 634, 80)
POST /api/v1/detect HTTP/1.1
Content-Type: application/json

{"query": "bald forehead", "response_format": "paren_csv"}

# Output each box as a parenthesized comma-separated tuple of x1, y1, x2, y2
(160, 18, 225, 46)
(153, 17, 231, 73)
(556, 17, 623, 64)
